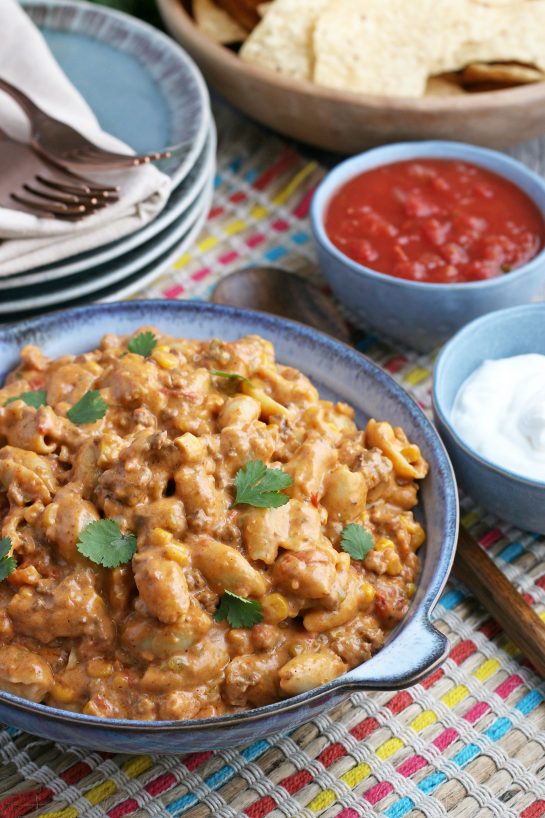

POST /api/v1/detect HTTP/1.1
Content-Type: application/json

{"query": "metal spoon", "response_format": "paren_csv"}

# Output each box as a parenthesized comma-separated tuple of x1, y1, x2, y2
(212, 266, 545, 677)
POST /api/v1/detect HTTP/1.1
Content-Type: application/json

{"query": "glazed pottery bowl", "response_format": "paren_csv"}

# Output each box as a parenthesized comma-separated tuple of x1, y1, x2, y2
(157, 0, 545, 153)
(311, 141, 545, 352)
(0, 301, 458, 753)
(433, 303, 545, 533)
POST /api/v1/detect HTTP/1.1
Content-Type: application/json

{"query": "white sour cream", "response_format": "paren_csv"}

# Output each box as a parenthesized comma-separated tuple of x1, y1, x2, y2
(451, 354, 545, 482)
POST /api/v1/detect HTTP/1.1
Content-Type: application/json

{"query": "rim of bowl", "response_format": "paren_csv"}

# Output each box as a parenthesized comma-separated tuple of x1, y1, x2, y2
(0, 299, 458, 731)
(433, 302, 545, 489)
(310, 140, 545, 291)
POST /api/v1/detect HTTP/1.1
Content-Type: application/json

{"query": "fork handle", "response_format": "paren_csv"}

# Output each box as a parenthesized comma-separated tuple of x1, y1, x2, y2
(0, 77, 44, 120)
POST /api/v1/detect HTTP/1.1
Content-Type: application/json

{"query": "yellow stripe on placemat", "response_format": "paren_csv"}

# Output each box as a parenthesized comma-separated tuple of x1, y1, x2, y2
(473, 659, 500, 682)
(197, 236, 219, 253)
(249, 204, 269, 220)
(341, 762, 371, 788)
(39, 807, 78, 818)
(272, 162, 317, 206)
(173, 252, 192, 270)
(410, 710, 438, 731)
(39, 756, 153, 818)
(404, 367, 430, 386)
(85, 779, 117, 805)
(376, 738, 404, 760)
(461, 511, 480, 528)
(441, 684, 469, 708)
(223, 219, 247, 236)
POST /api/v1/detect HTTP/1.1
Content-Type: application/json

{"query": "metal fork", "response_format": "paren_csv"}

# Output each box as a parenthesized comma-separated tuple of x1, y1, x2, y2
(0, 127, 120, 220)
(0, 77, 172, 172)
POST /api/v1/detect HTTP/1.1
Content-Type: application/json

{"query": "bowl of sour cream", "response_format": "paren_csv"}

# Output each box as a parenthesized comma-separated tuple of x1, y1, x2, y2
(433, 304, 545, 533)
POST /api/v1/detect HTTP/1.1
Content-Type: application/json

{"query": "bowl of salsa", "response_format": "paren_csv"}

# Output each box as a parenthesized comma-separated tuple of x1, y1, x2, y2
(311, 142, 545, 351)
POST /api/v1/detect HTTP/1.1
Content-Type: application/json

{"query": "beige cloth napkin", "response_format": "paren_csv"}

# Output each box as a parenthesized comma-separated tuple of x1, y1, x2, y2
(0, 0, 172, 276)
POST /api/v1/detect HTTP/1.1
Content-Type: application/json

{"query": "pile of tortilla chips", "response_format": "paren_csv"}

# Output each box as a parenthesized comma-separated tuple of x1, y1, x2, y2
(191, 0, 545, 97)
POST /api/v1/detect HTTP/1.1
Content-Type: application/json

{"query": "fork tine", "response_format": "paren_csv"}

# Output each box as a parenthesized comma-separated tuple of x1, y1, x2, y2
(11, 192, 87, 217)
(23, 183, 80, 205)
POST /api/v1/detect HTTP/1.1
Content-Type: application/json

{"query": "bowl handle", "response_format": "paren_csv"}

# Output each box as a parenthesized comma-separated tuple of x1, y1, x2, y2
(338, 610, 448, 690)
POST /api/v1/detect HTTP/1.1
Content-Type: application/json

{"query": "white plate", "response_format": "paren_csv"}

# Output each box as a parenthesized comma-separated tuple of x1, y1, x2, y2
(3, 124, 216, 289)
(0, 179, 213, 313)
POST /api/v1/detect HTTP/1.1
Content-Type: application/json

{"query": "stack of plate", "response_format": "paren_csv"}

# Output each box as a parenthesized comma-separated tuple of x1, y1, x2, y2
(1, 0, 215, 318)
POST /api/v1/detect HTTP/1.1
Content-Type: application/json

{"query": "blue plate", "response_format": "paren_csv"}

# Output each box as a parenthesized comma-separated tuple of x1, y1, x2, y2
(22, 0, 210, 186)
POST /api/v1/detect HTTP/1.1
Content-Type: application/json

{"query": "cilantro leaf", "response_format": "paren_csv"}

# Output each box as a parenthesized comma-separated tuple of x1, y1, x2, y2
(67, 390, 107, 425)
(128, 331, 157, 357)
(4, 390, 46, 409)
(210, 370, 251, 385)
(232, 460, 292, 508)
(214, 590, 263, 628)
(340, 524, 374, 561)
(76, 519, 136, 568)
(0, 537, 16, 582)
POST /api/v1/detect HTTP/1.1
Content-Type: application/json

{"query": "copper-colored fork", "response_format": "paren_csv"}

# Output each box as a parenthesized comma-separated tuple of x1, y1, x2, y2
(0, 128, 120, 220)
(0, 77, 173, 172)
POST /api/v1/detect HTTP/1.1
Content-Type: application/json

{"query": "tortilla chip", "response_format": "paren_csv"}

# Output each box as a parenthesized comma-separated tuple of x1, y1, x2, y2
(215, 0, 263, 31)
(240, 0, 330, 81)
(313, 0, 464, 97)
(193, 0, 248, 43)
(462, 61, 545, 85)
(426, 74, 466, 96)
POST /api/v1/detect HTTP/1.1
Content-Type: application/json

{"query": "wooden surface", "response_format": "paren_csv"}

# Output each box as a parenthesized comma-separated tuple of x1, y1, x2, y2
(211, 267, 351, 343)
(157, 0, 545, 153)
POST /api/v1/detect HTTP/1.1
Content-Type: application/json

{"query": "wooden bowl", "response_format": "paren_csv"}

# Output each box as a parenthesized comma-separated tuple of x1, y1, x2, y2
(156, 0, 545, 153)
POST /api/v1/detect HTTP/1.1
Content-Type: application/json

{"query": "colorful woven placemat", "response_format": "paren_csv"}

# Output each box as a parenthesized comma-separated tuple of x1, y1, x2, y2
(3, 102, 545, 818)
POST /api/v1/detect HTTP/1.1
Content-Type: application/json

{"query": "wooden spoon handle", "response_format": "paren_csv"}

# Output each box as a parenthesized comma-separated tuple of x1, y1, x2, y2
(454, 527, 545, 676)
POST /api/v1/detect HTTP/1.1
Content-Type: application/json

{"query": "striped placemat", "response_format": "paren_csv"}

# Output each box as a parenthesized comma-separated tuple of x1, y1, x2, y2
(2, 102, 545, 818)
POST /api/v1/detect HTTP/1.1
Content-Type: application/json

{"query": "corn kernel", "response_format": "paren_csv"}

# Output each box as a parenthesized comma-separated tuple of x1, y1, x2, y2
(152, 348, 178, 370)
(174, 432, 205, 462)
(411, 524, 426, 551)
(87, 658, 114, 678)
(360, 581, 376, 604)
(165, 542, 190, 567)
(375, 537, 395, 552)
(86, 361, 102, 375)
(112, 672, 129, 689)
(149, 527, 173, 547)
(262, 593, 290, 624)
(386, 554, 403, 576)
(51, 683, 76, 703)
(82, 700, 101, 716)
(406, 582, 417, 598)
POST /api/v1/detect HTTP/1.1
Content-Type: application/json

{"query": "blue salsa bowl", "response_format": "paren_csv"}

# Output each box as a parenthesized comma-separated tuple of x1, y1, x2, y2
(0, 300, 458, 753)
(433, 303, 545, 533)
(310, 141, 545, 352)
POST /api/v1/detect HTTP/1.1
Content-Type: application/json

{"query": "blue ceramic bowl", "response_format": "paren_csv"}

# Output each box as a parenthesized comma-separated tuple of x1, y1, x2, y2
(433, 303, 545, 533)
(310, 141, 545, 352)
(0, 301, 458, 753)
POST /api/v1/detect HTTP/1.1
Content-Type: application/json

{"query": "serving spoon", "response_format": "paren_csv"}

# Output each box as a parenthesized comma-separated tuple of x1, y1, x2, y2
(212, 266, 545, 677)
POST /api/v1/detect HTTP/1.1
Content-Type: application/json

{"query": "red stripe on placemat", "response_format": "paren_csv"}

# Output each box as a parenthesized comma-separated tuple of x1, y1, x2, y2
(244, 638, 480, 816)
(0, 760, 92, 818)
(521, 802, 545, 818)
(109, 798, 138, 818)
(479, 528, 503, 548)
(292, 187, 316, 219)
(253, 149, 298, 191)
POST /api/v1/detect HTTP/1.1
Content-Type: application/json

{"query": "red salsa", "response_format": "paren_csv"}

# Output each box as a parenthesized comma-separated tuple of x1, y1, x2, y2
(325, 158, 545, 283)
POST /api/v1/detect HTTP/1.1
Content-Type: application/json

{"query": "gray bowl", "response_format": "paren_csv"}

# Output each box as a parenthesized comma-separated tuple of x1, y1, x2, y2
(0, 301, 458, 753)
(310, 141, 545, 352)
(433, 303, 545, 533)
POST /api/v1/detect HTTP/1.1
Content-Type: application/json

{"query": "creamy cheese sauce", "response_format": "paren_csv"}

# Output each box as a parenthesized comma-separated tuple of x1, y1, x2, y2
(452, 354, 545, 482)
